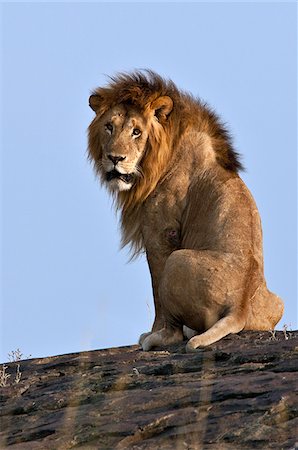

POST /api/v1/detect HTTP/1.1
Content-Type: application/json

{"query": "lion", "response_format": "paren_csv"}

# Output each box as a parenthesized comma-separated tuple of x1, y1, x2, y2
(87, 70, 284, 352)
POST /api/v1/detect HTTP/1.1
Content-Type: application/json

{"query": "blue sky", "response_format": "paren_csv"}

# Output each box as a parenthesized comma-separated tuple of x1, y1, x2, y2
(1, 2, 297, 362)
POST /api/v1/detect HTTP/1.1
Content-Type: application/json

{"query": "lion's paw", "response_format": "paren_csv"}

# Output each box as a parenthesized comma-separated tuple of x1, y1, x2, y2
(138, 332, 152, 346)
(141, 331, 163, 351)
(141, 335, 153, 351)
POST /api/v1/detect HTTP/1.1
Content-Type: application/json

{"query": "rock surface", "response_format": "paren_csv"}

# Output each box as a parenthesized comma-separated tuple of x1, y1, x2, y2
(0, 331, 298, 449)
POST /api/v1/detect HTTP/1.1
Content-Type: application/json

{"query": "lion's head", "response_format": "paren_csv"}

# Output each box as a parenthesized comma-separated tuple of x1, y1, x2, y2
(88, 94, 173, 194)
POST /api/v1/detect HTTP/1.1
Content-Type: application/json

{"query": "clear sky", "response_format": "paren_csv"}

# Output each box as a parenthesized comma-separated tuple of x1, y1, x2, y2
(1, 2, 297, 362)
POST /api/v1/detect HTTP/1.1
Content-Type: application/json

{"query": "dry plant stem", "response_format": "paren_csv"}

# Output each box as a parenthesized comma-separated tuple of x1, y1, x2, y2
(0, 365, 11, 387)
(15, 364, 22, 384)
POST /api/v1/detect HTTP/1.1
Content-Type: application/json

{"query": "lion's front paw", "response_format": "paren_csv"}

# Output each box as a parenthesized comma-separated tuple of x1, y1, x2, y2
(141, 335, 154, 351)
(141, 330, 163, 351)
(142, 327, 184, 351)
(138, 332, 152, 346)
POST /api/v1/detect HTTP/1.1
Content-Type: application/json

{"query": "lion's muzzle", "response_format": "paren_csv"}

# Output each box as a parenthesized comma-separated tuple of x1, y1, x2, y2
(106, 169, 134, 184)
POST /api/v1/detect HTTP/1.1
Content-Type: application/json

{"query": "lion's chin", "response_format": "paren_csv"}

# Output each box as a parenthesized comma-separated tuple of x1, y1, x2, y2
(105, 169, 135, 192)
(107, 178, 133, 192)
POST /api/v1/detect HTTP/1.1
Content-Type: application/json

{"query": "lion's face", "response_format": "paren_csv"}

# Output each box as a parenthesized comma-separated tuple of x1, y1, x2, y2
(92, 104, 150, 192)
(89, 94, 173, 198)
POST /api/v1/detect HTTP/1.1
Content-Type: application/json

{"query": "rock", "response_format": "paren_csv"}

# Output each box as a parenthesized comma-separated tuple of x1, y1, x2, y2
(0, 331, 297, 449)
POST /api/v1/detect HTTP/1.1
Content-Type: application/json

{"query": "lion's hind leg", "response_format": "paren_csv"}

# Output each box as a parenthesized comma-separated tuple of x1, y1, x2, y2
(141, 326, 184, 351)
(186, 314, 245, 352)
(245, 286, 284, 331)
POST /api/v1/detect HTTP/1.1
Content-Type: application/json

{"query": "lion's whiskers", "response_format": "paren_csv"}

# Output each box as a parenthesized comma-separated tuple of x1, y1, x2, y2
(135, 165, 144, 179)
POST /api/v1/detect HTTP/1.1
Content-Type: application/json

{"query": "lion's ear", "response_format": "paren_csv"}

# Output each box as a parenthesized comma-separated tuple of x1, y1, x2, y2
(89, 94, 104, 113)
(151, 96, 173, 121)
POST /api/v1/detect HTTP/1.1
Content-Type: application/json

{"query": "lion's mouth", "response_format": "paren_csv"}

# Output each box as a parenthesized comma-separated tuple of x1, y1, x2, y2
(106, 169, 134, 184)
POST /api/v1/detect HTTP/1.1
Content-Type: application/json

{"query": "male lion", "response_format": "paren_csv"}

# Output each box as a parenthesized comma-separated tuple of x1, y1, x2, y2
(88, 70, 284, 352)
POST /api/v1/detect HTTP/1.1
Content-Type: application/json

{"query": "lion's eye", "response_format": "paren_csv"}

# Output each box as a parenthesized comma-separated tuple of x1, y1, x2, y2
(105, 123, 113, 134)
(132, 128, 141, 137)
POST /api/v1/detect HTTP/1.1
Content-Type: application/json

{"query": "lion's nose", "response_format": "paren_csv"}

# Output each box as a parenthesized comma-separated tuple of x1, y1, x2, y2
(108, 155, 126, 165)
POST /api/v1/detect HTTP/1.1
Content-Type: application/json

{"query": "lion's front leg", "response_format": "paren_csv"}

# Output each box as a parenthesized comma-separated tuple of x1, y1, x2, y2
(141, 326, 184, 351)
(138, 251, 167, 345)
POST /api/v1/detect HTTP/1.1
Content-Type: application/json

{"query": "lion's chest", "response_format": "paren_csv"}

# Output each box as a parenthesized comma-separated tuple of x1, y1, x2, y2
(141, 188, 185, 255)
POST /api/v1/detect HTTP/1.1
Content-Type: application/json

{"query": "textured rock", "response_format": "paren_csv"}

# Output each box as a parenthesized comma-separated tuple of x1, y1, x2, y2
(0, 331, 297, 449)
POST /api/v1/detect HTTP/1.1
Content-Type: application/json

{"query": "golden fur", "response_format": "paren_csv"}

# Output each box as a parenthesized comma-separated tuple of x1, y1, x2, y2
(88, 70, 284, 351)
